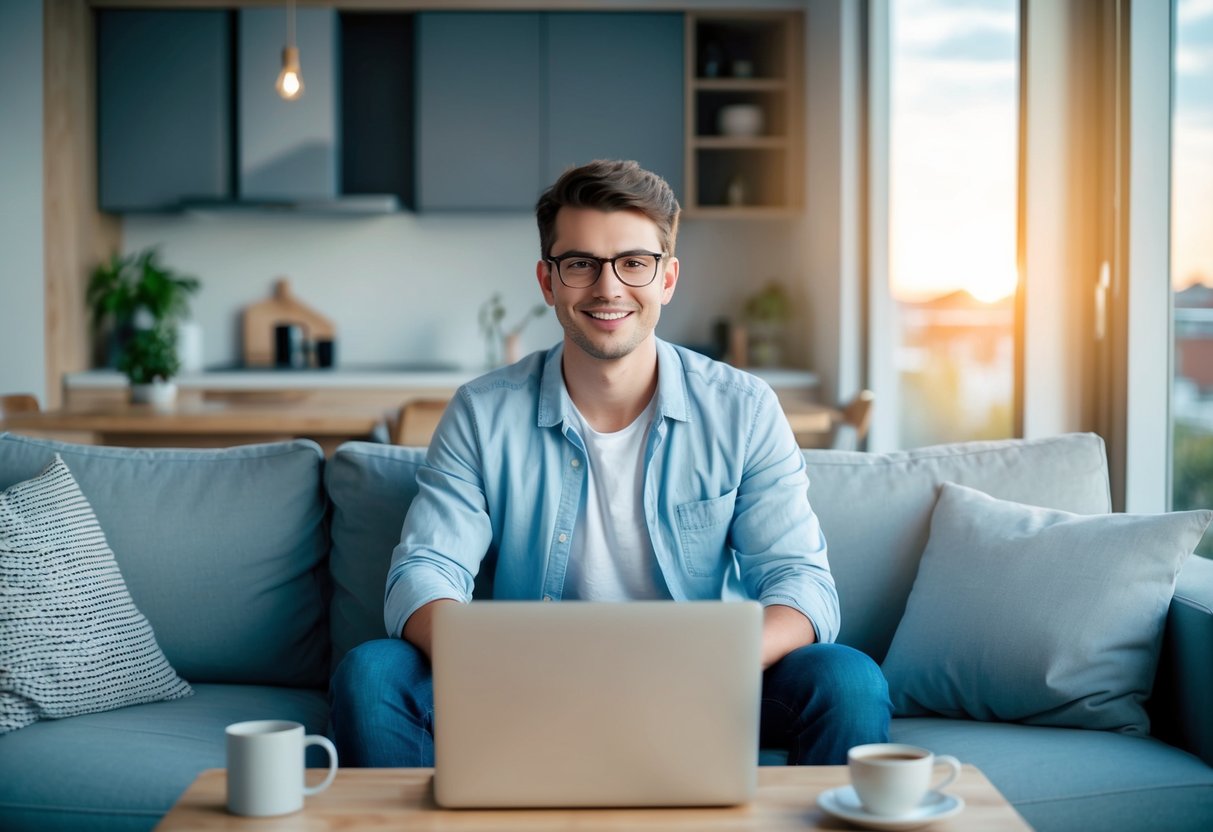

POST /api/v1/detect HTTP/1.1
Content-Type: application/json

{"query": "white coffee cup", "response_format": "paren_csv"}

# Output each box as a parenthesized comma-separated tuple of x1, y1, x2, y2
(225, 720, 338, 817)
(847, 743, 961, 817)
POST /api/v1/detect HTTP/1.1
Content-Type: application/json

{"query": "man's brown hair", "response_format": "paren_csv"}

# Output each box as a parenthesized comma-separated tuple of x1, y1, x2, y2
(535, 160, 681, 260)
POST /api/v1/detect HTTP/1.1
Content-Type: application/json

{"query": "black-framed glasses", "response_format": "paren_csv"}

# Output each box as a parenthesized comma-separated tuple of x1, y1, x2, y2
(546, 251, 665, 288)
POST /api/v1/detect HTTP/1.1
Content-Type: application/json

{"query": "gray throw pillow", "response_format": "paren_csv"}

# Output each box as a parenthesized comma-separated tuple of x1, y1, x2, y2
(881, 481, 1212, 735)
(0, 455, 192, 734)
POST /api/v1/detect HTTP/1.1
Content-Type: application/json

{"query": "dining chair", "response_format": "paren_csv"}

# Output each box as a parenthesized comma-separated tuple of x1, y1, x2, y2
(391, 398, 449, 446)
(0, 393, 41, 420)
(830, 389, 875, 450)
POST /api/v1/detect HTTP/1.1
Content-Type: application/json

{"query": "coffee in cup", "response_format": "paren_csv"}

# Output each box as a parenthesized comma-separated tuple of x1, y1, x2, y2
(225, 720, 338, 817)
(847, 743, 961, 816)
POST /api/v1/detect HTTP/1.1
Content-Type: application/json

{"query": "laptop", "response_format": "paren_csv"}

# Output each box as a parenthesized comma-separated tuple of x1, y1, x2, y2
(431, 601, 762, 809)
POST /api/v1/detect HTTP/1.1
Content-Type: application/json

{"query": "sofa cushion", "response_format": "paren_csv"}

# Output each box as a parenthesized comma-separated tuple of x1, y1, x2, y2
(1, 455, 192, 734)
(802, 433, 1111, 661)
(0, 435, 329, 686)
(327, 442, 427, 668)
(0, 683, 328, 832)
(882, 482, 1211, 735)
(891, 717, 1213, 832)
(327, 442, 501, 668)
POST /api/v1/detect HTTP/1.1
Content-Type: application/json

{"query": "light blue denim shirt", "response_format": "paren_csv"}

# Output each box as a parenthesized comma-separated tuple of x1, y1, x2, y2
(384, 339, 839, 643)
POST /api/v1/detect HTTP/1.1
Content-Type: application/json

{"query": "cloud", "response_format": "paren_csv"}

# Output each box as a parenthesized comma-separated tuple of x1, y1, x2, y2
(894, 0, 1016, 62)
(1179, 0, 1213, 25)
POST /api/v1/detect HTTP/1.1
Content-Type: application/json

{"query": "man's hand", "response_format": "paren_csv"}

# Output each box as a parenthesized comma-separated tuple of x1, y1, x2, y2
(760, 604, 817, 669)
(401, 598, 460, 662)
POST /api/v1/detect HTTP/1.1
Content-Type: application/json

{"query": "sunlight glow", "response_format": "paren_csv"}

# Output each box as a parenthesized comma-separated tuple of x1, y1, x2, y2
(889, 0, 1019, 302)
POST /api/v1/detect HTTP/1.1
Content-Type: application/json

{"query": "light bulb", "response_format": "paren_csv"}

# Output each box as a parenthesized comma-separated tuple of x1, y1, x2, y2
(275, 46, 304, 101)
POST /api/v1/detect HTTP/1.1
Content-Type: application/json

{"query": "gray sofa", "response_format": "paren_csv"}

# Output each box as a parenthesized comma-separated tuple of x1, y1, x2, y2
(0, 431, 1210, 831)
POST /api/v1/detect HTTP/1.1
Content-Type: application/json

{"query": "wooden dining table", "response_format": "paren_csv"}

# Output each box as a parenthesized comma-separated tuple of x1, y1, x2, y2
(0, 399, 389, 456)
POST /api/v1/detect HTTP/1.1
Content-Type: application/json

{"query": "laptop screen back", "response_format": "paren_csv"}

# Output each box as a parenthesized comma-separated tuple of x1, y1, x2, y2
(432, 601, 762, 808)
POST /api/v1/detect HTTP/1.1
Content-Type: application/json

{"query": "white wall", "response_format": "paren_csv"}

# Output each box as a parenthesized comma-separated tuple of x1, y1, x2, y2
(123, 212, 812, 372)
(0, 0, 46, 402)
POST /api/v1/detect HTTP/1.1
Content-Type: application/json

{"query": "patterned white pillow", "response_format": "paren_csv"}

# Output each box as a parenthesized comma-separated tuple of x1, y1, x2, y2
(0, 455, 192, 734)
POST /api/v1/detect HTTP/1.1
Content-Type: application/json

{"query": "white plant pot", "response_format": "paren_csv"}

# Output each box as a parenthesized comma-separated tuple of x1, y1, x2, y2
(177, 321, 204, 373)
(130, 380, 178, 410)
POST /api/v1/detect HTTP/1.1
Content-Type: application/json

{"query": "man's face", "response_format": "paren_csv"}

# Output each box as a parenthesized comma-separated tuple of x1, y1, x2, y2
(536, 207, 679, 363)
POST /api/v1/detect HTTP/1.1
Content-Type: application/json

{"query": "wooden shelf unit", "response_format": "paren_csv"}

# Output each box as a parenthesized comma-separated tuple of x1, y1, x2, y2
(684, 11, 804, 216)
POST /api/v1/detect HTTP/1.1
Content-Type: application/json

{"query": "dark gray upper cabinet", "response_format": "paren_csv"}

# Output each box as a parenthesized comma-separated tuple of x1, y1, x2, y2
(545, 13, 684, 199)
(341, 14, 415, 208)
(97, 10, 232, 211)
(415, 13, 543, 211)
(416, 12, 684, 211)
(238, 8, 339, 202)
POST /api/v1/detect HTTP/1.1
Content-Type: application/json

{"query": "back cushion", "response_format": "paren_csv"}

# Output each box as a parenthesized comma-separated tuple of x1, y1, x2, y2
(327, 442, 426, 668)
(326, 442, 499, 668)
(804, 433, 1111, 661)
(0, 434, 329, 686)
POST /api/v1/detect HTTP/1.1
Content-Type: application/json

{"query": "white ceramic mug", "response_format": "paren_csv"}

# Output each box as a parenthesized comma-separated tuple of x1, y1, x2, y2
(847, 743, 961, 817)
(225, 720, 338, 817)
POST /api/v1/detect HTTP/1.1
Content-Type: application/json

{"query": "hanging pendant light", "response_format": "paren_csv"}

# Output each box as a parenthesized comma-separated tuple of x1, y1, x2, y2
(275, 0, 304, 101)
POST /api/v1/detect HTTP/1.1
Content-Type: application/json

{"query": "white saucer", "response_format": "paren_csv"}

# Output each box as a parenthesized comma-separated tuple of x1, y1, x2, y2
(816, 786, 964, 830)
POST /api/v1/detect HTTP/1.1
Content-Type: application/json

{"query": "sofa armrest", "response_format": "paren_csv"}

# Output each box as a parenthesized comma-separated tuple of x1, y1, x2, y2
(1150, 554, 1213, 765)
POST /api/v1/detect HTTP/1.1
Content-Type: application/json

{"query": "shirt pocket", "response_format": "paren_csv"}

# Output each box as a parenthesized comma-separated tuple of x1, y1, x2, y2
(675, 491, 737, 578)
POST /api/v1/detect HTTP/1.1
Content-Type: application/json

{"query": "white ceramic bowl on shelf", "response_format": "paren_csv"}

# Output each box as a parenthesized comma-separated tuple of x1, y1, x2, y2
(718, 104, 765, 137)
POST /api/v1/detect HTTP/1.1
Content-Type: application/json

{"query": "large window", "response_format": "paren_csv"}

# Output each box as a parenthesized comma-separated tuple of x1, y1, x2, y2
(888, 0, 1019, 448)
(1172, 0, 1213, 556)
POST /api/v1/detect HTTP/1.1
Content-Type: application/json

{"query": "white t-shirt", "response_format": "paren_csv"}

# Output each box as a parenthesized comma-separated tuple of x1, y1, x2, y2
(564, 396, 671, 601)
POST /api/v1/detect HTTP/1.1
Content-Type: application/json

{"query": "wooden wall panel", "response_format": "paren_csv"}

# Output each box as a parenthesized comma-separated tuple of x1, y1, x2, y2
(44, 0, 122, 408)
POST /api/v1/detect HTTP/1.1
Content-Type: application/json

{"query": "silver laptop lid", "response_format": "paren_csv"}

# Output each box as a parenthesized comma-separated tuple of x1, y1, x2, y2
(432, 601, 762, 809)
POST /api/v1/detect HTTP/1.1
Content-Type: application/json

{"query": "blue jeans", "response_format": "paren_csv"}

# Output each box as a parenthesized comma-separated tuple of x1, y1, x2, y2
(330, 638, 890, 767)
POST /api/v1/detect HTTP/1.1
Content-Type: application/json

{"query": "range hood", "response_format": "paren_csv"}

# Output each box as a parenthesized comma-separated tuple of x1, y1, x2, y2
(181, 8, 403, 216)
(180, 194, 401, 215)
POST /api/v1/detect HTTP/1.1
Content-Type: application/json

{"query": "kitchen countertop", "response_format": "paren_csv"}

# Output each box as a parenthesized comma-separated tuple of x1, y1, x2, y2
(65, 366, 820, 391)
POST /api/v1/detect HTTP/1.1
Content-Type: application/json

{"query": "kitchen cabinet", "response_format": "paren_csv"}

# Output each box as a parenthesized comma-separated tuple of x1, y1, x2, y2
(237, 8, 339, 202)
(96, 9, 689, 214)
(341, 14, 415, 208)
(545, 13, 684, 198)
(97, 10, 232, 212)
(416, 12, 684, 211)
(97, 8, 404, 212)
(415, 13, 543, 210)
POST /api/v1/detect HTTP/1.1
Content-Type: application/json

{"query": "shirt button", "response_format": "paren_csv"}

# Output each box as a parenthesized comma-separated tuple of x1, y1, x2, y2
(558, 533, 568, 543)
(571, 458, 580, 468)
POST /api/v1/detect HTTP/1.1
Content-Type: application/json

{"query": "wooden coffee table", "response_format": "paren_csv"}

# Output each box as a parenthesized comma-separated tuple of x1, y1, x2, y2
(155, 765, 1031, 830)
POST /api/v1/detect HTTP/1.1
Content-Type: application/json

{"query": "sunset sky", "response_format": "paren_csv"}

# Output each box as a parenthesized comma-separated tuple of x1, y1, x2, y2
(889, 0, 1018, 304)
(1174, 0, 1213, 291)
(889, 0, 1212, 302)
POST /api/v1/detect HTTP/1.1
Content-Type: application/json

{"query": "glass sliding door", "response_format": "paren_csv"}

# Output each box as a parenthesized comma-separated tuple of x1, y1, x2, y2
(887, 0, 1019, 448)
(1172, 0, 1213, 556)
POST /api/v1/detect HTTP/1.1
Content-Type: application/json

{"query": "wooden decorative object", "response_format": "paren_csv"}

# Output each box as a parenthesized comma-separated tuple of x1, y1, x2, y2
(242, 279, 335, 367)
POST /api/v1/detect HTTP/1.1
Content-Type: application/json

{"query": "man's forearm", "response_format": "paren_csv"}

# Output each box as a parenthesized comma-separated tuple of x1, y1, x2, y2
(401, 598, 460, 661)
(761, 604, 817, 669)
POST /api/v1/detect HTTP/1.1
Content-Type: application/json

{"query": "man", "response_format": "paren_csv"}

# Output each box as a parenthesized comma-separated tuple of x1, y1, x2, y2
(330, 160, 890, 766)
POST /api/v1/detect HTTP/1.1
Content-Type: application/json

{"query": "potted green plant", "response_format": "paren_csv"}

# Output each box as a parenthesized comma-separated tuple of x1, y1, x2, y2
(118, 325, 181, 408)
(742, 281, 792, 367)
(88, 248, 199, 405)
